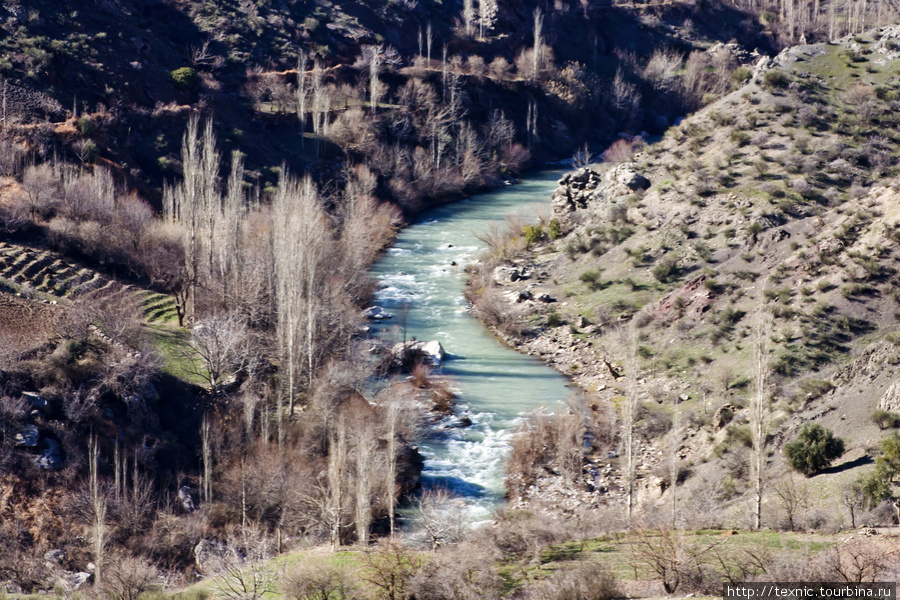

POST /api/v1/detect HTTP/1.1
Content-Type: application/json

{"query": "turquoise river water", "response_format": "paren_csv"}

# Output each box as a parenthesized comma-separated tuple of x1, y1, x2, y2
(370, 171, 572, 523)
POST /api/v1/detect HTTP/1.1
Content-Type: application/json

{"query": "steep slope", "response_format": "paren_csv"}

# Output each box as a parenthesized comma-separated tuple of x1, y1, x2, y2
(476, 26, 900, 526)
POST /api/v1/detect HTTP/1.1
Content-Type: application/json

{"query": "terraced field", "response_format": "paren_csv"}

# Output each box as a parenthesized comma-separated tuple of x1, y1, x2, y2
(0, 241, 177, 325)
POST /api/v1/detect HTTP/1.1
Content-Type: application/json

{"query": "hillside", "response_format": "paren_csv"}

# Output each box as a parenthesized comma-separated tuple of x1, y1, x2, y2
(0, 0, 777, 209)
(4, 2, 900, 598)
(472, 25, 900, 530)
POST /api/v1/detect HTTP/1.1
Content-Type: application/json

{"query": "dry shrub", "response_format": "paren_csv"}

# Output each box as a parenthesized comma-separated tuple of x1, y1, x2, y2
(100, 555, 160, 600)
(506, 408, 585, 500)
(818, 538, 900, 583)
(410, 362, 431, 388)
(282, 560, 360, 600)
(408, 540, 503, 600)
(471, 286, 519, 336)
(526, 562, 619, 600)
(482, 508, 568, 563)
(603, 138, 635, 164)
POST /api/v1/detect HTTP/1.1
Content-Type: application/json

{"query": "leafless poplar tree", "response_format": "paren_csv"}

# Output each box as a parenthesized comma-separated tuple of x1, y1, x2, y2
(531, 7, 544, 81)
(273, 171, 336, 415)
(353, 421, 380, 545)
(367, 46, 381, 113)
(89, 432, 107, 588)
(751, 296, 772, 530)
(296, 50, 309, 151)
(624, 323, 638, 524)
(426, 22, 433, 64)
(479, 0, 498, 38)
(463, 0, 476, 37)
(311, 60, 323, 157)
(201, 412, 213, 503)
(327, 418, 348, 551)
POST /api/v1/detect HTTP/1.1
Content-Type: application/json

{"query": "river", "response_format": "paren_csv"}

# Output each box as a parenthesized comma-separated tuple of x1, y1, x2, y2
(370, 170, 572, 524)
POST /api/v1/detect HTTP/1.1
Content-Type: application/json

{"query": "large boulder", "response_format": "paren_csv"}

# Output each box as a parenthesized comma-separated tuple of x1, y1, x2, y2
(392, 340, 446, 366)
(609, 162, 650, 191)
(14, 424, 39, 448)
(36, 438, 62, 470)
(364, 306, 393, 320)
(22, 391, 48, 411)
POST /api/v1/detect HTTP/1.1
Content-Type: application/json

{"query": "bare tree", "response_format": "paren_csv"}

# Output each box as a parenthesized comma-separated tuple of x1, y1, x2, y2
(273, 171, 336, 415)
(841, 477, 867, 529)
(360, 540, 423, 600)
(20, 163, 56, 220)
(210, 527, 280, 600)
(462, 0, 476, 37)
(624, 323, 639, 524)
(771, 473, 810, 532)
(296, 51, 309, 151)
(415, 488, 466, 551)
(89, 432, 108, 588)
(189, 311, 249, 395)
(611, 68, 640, 128)
(478, 0, 499, 38)
(353, 421, 380, 546)
(531, 7, 544, 82)
(100, 555, 159, 600)
(751, 296, 772, 530)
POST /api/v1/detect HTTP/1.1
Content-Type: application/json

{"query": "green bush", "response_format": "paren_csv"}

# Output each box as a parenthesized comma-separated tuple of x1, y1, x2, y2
(872, 409, 900, 430)
(730, 131, 751, 147)
(523, 224, 544, 245)
(169, 67, 198, 90)
(763, 70, 790, 89)
(76, 116, 95, 135)
(784, 424, 845, 477)
(652, 257, 678, 283)
(547, 218, 562, 240)
(732, 67, 752, 83)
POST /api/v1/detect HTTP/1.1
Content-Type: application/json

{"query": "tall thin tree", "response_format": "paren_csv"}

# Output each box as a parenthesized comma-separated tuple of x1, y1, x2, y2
(751, 295, 772, 530)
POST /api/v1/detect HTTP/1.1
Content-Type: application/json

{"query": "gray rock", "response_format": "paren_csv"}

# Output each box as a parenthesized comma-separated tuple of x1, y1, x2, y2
(713, 404, 736, 429)
(178, 486, 196, 512)
(73, 572, 93, 588)
(194, 539, 227, 569)
(363, 306, 392, 320)
(22, 391, 48, 411)
(392, 340, 446, 366)
(36, 438, 62, 470)
(611, 163, 650, 191)
(15, 424, 39, 448)
(537, 294, 556, 303)
(879, 381, 900, 414)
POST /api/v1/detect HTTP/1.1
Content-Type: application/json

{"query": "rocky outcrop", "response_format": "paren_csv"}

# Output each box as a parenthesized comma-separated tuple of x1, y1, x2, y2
(551, 163, 650, 219)
(551, 167, 603, 215)
(879, 380, 900, 413)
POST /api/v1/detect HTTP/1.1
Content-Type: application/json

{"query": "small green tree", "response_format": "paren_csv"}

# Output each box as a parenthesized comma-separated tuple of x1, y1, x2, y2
(784, 424, 845, 477)
(877, 432, 900, 478)
(169, 67, 198, 91)
(872, 409, 900, 430)
(523, 224, 544, 245)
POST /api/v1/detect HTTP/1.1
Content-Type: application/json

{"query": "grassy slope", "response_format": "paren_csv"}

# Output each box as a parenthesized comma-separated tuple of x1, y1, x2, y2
(494, 26, 900, 524)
